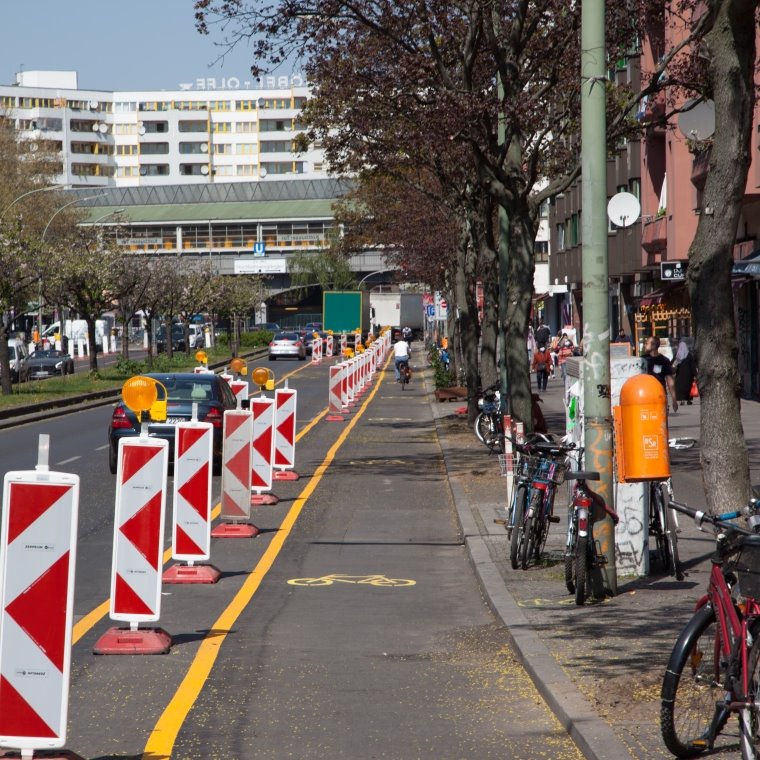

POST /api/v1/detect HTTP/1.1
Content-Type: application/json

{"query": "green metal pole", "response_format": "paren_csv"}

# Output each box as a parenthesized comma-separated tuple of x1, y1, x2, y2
(581, 0, 616, 595)
(497, 73, 510, 418)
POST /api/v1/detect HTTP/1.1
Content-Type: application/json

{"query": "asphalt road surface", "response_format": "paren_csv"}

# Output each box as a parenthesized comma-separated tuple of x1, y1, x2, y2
(0, 355, 582, 760)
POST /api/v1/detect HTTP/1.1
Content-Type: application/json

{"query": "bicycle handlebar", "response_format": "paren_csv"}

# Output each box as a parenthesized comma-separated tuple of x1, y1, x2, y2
(669, 500, 753, 536)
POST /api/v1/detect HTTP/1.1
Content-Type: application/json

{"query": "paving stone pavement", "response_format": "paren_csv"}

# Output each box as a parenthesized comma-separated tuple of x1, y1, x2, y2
(427, 367, 760, 760)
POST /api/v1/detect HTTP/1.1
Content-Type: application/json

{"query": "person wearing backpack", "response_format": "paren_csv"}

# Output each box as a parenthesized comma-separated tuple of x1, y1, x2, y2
(531, 344, 550, 391)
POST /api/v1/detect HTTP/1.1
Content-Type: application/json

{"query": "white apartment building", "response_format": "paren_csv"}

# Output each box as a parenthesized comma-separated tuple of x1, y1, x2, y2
(0, 70, 326, 187)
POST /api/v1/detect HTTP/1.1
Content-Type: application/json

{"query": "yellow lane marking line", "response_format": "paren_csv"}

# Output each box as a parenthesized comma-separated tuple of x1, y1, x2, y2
(142, 356, 389, 759)
(71, 405, 328, 645)
(287, 574, 416, 587)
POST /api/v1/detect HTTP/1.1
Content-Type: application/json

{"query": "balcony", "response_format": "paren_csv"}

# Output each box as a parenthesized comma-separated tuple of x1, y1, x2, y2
(641, 215, 667, 253)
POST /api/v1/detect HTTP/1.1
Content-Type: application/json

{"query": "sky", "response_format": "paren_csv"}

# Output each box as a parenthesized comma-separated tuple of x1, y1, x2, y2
(0, 0, 283, 92)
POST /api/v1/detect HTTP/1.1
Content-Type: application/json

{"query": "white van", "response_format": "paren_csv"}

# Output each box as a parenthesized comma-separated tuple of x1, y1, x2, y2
(4, 339, 29, 383)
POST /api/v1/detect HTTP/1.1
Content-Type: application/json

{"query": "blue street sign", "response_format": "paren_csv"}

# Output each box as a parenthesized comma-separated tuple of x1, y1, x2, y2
(253, 242, 266, 256)
(426, 305, 435, 317)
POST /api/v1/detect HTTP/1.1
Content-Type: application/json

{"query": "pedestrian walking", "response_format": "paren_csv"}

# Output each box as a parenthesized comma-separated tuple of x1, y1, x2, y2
(644, 336, 679, 413)
(534, 318, 551, 347)
(557, 334, 575, 381)
(673, 338, 697, 406)
(531, 344, 550, 392)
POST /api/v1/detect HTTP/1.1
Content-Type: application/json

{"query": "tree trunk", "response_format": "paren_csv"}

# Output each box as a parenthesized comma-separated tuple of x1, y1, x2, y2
(504, 207, 536, 431)
(0, 320, 12, 395)
(86, 316, 99, 373)
(165, 317, 174, 359)
(687, 0, 757, 513)
(453, 228, 480, 424)
(479, 246, 499, 390)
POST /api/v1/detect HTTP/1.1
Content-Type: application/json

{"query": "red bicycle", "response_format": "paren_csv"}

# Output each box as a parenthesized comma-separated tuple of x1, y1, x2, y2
(661, 499, 760, 758)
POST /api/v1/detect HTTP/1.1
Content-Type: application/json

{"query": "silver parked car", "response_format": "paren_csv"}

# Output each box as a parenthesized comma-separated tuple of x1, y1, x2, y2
(268, 332, 306, 361)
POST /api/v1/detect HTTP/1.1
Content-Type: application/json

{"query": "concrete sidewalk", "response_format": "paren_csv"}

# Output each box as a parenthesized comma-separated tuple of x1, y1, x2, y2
(428, 369, 760, 759)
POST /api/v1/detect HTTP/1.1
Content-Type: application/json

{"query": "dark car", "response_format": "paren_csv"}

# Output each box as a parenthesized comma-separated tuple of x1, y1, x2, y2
(27, 349, 75, 378)
(155, 324, 187, 353)
(303, 330, 328, 355)
(107, 372, 238, 474)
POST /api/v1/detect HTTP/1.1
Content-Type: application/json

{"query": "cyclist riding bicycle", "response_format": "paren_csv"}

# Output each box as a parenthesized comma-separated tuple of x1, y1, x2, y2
(394, 337, 411, 381)
(401, 325, 413, 342)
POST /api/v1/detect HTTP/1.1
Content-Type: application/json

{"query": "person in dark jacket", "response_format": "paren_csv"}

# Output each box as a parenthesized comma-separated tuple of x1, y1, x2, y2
(673, 338, 697, 405)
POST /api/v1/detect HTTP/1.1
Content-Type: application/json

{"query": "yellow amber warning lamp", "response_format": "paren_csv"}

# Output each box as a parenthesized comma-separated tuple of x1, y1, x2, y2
(195, 350, 208, 365)
(230, 357, 247, 375)
(122, 375, 168, 422)
(252, 367, 275, 391)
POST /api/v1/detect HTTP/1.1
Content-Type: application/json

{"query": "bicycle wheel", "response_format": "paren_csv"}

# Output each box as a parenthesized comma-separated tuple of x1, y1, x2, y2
(565, 514, 577, 594)
(661, 605, 727, 758)
(650, 482, 669, 572)
(661, 483, 684, 581)
(510, 485, 528, 570)
(574, 534, 589, 605)
(477, 414, 501, 452)
(520, 513, 535, 570)
(741, 619, 760, 758)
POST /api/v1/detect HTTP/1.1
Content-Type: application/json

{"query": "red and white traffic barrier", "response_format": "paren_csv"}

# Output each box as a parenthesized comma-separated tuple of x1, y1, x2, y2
(340, 333, 347, 356)
(0, 436, 80, 756)
(325, 334, 334, 358)
(213, 409, 257, 537)
(327, 364, 345, 422)
(345, 358, 356, 407)
(273, 387, 298, 480)
(163, 416, 220, 584)
(311, 335, 322, 364)
(94, 436, 171, 654)
(251, 397, 278, 505)
(230, 378, 249, 406)
(220, 371, 233, 386)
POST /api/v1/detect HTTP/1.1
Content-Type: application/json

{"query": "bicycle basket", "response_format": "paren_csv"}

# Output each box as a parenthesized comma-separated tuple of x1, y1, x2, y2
(731, 535, 760, 600)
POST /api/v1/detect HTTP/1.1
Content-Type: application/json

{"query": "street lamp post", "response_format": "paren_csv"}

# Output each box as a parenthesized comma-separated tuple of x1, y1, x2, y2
(1, 184, 69, 218)
(38, 192, 109, 341)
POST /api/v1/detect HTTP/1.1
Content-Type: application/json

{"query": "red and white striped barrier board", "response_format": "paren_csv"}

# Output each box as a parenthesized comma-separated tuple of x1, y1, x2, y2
(327, 364, 345, 421)
(311, 335, 322, 364)
(193, 366, 213, 375)
(325, 334, 334, 358)
(340, 334, 347, 356)
(273, 388, 298, 480)
(214, 409, 256, 537)
(229, 379, 249, 406)
(0, 467, 79, 753)
(163, 421, 220, 584)
(345, 359, 355, 406)
(251, 397, 278, 505)
(220, 372, 233, 386)
(95, 436, 171, 654)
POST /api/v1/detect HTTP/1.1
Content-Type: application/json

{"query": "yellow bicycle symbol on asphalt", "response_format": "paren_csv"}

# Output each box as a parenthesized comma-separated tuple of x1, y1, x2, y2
(287, 574, 416, 587)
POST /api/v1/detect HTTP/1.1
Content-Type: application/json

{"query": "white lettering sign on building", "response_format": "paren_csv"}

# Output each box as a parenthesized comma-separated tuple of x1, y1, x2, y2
(234, 259, 287, 275)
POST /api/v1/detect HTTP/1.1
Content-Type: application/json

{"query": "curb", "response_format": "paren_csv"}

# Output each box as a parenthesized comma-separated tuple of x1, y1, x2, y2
(425, 369, 635, 760)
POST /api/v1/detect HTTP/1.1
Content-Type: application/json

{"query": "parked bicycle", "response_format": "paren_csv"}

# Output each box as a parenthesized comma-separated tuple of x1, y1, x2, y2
(474, 382, 502, 451)
(649, 477, 683, 580)
(564, 466, 619, 605)
(502, 434, 571, 570)
(661, 498, 760, 759)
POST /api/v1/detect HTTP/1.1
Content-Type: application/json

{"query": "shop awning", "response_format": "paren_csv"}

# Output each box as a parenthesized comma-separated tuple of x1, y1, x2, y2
(732, 250, 760, 277)
(638, 281, 685, 307)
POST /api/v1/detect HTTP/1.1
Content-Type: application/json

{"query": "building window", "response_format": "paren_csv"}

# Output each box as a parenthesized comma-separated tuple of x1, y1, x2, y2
(175, 101, 208, 111)
(208, 100, 231, 111)
(211, 122, 231, 133)
(114, 102, 137, 113)
(117, 166, 139, 177)
(179, 141, 208, 155)
(214, 165, 233, 176)
(235, 100, 256, 111)
(260, 140, 292, 153)
(116, 144, 138, 155)
(179, 120, 208, 133)
(556, 223, 565, 251)
(139, 164, 170, 176)
(534, 240, 549, 263)
(236, 121, 256, 133)
(140, 142, 169, 155)
(629, 178, 641, 200)
(260, 161, 304, 175)
(139, 101, 170, 112)
(258, 98, 291, 109)
(259, 119, 289, 132)
(213, 143, 231, 154)
(143, 121, 168, 133)
(70, 119, 97, 132)
(179, 164, 208, 176)
(113, 123, 137, 135)
(236, 143, 257, 155)
(236, 164, 257, 176)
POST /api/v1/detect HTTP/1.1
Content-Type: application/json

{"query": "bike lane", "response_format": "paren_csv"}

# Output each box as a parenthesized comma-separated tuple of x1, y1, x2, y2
(160, 364, 583, 759)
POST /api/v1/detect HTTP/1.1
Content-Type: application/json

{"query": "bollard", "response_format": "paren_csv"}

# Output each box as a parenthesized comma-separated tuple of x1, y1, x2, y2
(327, 365, 345, 422)
(273, 388, 299, 480)
(250, 397, 278, 505)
